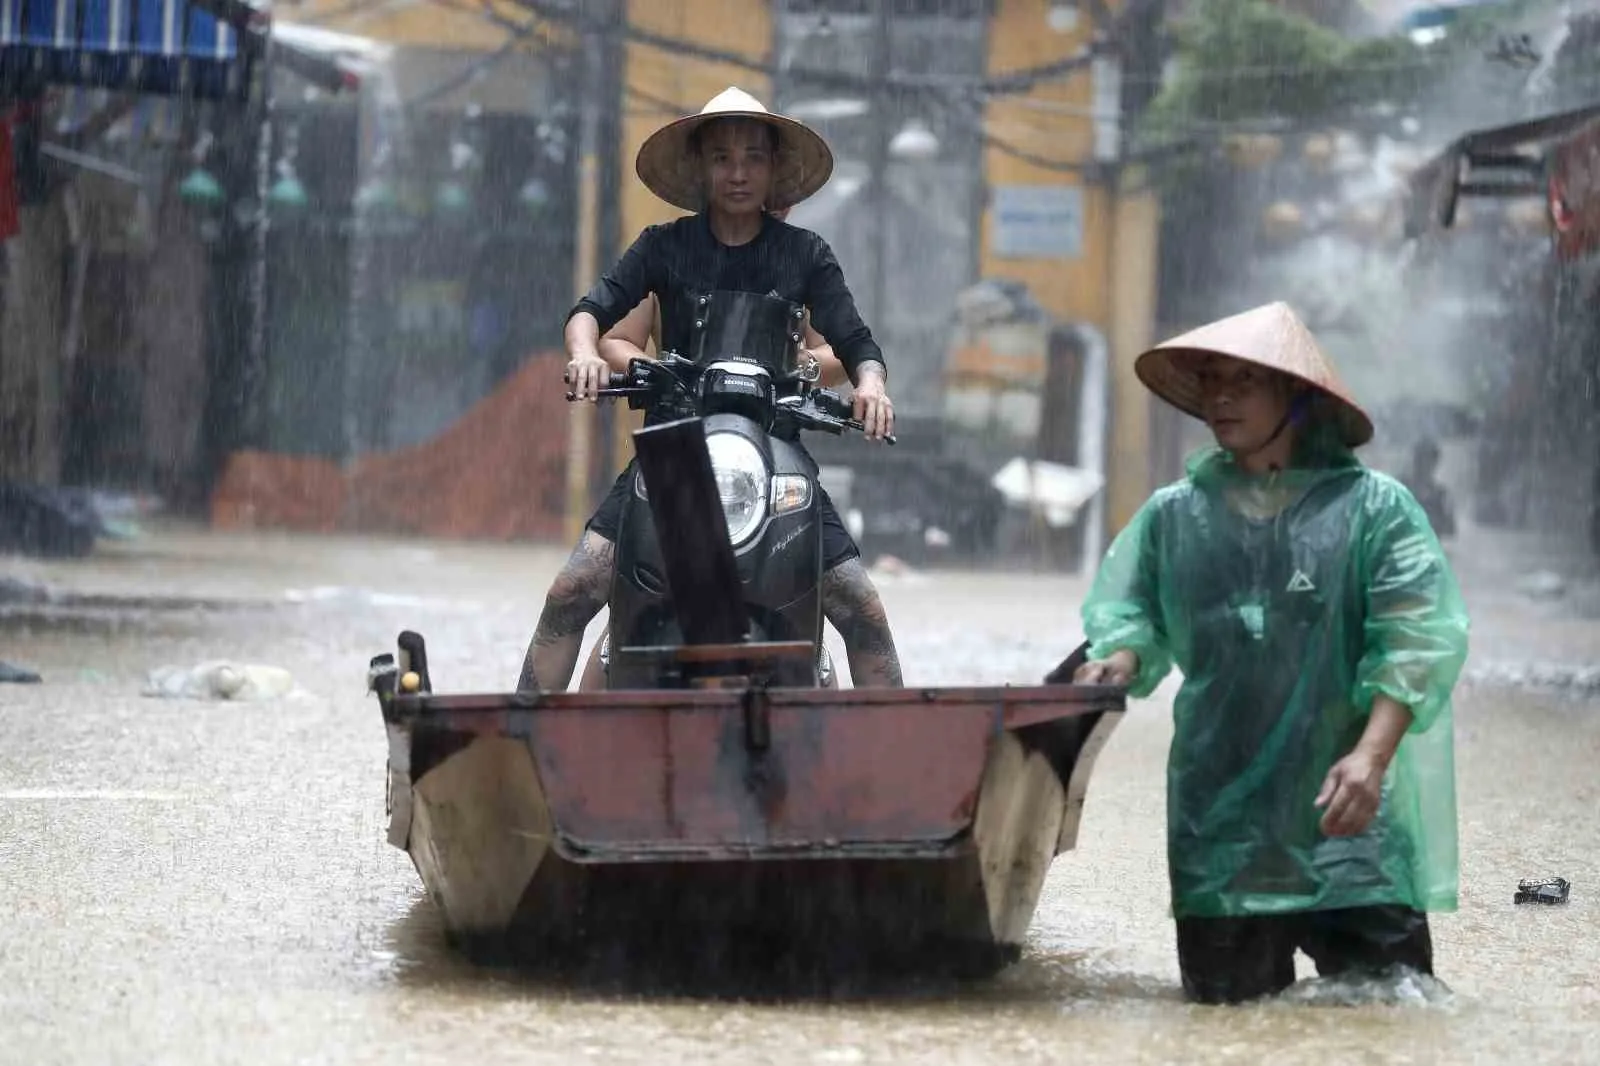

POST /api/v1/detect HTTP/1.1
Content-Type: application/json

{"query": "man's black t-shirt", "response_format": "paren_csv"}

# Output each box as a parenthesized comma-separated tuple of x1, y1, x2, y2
(568, 212, 885, 381)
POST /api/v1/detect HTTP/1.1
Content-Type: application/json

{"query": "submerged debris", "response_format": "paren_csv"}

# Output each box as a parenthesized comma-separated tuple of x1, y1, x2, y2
(1517, 571, 1569, 601)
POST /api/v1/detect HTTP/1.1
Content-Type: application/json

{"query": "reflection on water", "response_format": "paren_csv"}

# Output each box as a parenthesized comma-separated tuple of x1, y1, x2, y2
(379, 878, 1451, 1012)
(379, 890, 1000, 1004)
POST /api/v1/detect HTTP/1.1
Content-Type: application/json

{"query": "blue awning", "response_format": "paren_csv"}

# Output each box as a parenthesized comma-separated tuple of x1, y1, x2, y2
(0, 0, 256, 99)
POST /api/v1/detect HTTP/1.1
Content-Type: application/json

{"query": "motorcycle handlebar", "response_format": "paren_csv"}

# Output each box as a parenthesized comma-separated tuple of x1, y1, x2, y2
(564, 386, 640, 401)
(846, 420, 896, 446)
(562, 369, 630, 387)
(807, 391, 896, 444)
(562, 366, 895, 444)
(563, 370, 636, 402)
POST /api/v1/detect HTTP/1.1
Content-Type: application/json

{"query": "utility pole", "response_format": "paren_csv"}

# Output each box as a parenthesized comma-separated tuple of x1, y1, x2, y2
(594, 2, 626, 501)
(564, 10, 607, 546)
(243, 31, 275, 457)
(868, 0, 891, 334)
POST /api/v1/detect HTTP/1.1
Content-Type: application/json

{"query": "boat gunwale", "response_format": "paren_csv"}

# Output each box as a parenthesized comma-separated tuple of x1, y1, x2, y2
(383, 684, 1127, 731)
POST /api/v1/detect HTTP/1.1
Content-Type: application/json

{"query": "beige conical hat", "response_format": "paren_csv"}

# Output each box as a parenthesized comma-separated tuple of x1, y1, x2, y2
(635, 87, 834, 213)
(1135, 301, 1375, 447)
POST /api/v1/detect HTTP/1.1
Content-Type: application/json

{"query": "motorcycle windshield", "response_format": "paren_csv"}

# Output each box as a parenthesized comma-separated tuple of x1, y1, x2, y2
(683, 289, 804, 375)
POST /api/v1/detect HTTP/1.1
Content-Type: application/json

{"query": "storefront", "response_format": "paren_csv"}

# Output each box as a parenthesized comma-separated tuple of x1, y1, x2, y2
(1405, 102, 1600, 555)
(0, 0, 354, 515)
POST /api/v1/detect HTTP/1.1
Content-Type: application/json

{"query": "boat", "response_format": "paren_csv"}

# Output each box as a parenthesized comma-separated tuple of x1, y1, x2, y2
(370, 632, 1125, 978)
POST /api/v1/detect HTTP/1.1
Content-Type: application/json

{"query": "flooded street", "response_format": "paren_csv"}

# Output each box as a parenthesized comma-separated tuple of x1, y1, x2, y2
(3, 524, 1598, 1065)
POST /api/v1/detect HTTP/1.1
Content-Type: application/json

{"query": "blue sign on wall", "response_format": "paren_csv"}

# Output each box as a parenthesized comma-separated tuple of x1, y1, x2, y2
(991, 184, 1084, 260)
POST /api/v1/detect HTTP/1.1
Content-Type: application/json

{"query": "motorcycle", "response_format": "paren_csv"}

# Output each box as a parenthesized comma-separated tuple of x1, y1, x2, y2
(568, 289, 892, 691)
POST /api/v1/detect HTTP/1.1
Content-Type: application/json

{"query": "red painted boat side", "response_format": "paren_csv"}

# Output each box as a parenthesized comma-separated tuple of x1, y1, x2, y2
(386, 684, 1124, 863)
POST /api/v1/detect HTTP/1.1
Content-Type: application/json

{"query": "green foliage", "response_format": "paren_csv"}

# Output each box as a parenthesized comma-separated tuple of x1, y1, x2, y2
(1137, 0, 1534, 149)
(1148, 0, 1350, 127)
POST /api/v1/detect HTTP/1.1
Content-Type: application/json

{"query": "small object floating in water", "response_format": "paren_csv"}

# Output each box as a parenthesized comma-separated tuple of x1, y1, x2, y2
(1514, 877, 1571, 905)
(1517, 570, 1567, 600)
(143, 661, 295, 701)
(0, 660, 42, 684)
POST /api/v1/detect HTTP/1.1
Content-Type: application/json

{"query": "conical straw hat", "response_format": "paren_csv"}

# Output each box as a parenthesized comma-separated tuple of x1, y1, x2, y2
(1135, 301, 1375, 447)
(635, 87, 834, 213)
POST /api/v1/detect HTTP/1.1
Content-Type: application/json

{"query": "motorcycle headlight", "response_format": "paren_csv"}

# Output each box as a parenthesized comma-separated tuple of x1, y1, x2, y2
(705, 432, 769, 547)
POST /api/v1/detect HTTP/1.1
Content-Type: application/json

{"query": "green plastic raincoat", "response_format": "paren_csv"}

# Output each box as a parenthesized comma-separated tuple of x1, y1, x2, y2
(1083, 435, 1469, 920)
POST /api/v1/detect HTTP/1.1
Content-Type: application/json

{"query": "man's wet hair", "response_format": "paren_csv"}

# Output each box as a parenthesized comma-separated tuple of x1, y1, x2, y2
(689, 117, 781, 157)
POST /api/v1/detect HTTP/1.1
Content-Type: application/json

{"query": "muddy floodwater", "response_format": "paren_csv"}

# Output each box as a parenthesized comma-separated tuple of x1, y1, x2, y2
(2, 524, 1597, 1065)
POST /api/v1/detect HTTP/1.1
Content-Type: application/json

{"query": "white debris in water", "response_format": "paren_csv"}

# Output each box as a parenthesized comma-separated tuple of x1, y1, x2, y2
(1517, 570, 1568, 601)
(142, 661, 297, 702)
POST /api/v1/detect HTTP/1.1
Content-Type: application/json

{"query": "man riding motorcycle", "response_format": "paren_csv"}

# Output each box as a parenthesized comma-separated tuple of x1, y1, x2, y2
(571, 207, 845, 692)
(515, 87, 904, 694)
(600, 205, 850, 384)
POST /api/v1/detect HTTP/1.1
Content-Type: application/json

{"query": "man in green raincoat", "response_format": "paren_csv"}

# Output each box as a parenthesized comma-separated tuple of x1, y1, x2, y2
(1073, 302, 1470, 1005)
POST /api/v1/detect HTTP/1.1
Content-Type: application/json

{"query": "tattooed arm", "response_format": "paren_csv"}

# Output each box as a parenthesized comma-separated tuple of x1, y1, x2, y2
(517, 532, 616, 692)
(820, 558, 903, 687)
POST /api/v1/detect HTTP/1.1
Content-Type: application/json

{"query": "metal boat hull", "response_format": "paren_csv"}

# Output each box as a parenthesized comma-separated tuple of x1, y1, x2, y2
(379, 678, 1124, 976)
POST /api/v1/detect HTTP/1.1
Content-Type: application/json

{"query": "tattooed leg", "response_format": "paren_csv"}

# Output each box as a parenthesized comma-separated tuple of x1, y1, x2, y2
(820, 558, 903, 688)
(516, 532, 616, 693)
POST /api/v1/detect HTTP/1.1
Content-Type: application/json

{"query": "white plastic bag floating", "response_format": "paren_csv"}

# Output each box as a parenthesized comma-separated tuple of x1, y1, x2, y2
(990, 457, 1104, 528)
(143, 661, 295, 701)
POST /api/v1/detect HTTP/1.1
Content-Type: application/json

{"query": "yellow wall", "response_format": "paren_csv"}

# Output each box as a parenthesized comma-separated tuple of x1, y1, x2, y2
(1108, 169, 1162, 528)
(981, 0, 1107, 327)
(982, 0, 1159, 532)
(296, 0, 771, 242)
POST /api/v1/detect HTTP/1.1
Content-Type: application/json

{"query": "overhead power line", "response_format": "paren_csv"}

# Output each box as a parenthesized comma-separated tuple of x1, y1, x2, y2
(624, 81, 1093, 174)
(398, 0, 565, 109)
(506, 0, 1116, 99)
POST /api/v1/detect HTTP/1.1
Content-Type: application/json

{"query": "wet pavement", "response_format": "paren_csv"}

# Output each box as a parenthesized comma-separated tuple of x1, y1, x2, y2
(2, 522, 1598, 1064)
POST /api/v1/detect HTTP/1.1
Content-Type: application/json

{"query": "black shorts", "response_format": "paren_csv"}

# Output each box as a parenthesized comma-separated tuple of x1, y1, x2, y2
(1174, 905, 1434, 1005)
(584, 458, 861, 571)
